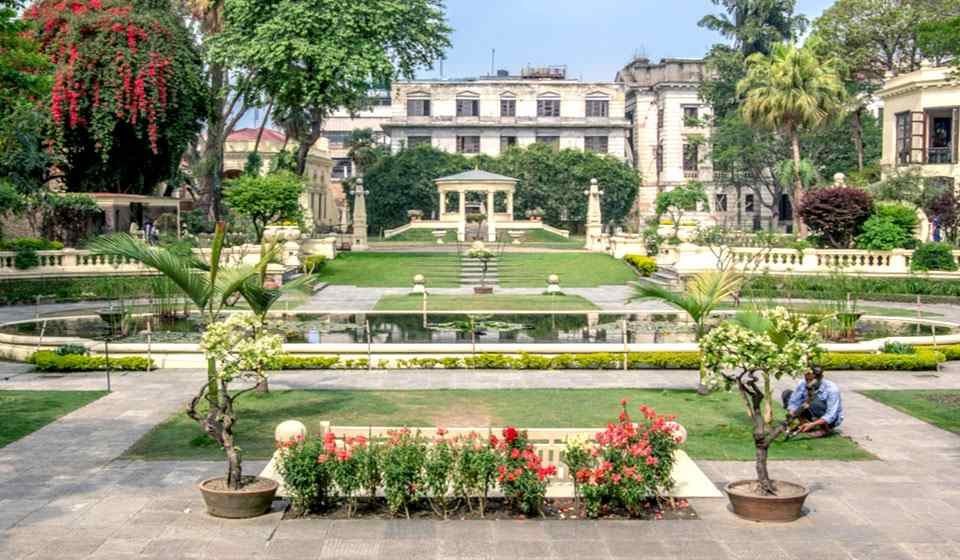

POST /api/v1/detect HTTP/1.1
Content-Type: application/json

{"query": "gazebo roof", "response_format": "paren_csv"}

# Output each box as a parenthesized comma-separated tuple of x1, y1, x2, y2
(435, 169, 518, 183)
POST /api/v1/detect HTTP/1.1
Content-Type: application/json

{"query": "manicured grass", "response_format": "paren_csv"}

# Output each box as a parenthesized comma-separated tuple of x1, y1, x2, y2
(499, 253, 637, 287)
(516, 230, 583, 247)
(125, 388, 871, 461)
(317, 253, 461, 287)
(375, 229, 458, 243)
(719, 301, 943, 318)
(373, 294, 599, 311)
(0, 390, 107, 448)
(860, 390, 960, 434)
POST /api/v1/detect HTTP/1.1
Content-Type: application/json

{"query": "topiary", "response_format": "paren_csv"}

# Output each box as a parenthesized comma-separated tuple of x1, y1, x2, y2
(911, 242, 957, 272)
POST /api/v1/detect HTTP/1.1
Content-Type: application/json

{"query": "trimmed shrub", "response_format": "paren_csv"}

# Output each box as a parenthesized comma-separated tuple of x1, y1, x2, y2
(0, 276, 157, 305)
(624, 254, 657, 277)
(816, 350, 944, 371)
(856, 216, 912, 250)
(13, 249, 40, 270)
(742, 274, 960, 303)
(798, 187, 873, 248)
(628, 351, 701, 369)
(277, 355, 340, 369)
(29, 351, 153, 372)
(911, 242, 957, 272)
(918, 344, 960, 360)
(880, 342, 915, 355)
(0, 238, 64, 251)
(54, 344, 88, 356)
(302, 255, 327, 274)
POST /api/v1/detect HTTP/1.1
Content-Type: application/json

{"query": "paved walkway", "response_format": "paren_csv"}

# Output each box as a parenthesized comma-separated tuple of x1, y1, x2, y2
(1, 366, 959, 559)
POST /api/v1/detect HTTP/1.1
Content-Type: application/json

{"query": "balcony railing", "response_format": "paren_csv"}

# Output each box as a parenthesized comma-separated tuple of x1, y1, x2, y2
(928, 147, 954, 164)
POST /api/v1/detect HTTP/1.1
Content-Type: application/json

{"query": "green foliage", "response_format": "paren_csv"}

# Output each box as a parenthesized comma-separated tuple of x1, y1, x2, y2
(623, 255, 657, 276)
(302, 255, 327, 274)
(880, 342, 915, 355)
(277, 355, 340, 370)
(224, 172, 304, 242)
(743, 273, 960, 303)
(698, 0, 807, 57)
(382, 428, 427, 517)
(214, 0, 450, 173)
(856, 216, 911, 250)
(362, 143, 640, 232)
(918, 15, 960, 68)
(0, 275, 156, 305)
(243, 152, 263, 176)
(13, 248, 39, 270)
(912, 242, 958, 272)
(29, 351, 153, 372)
(25, 0, 207, 194)
(277, 437, 335, 514)
(817, 349, 945, 371)
(54, 344, 88, 356)
(654, 182, 708, 237)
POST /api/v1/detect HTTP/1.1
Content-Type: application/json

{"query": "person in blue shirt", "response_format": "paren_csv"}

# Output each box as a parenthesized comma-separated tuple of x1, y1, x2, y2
(781, 366, 844, 437)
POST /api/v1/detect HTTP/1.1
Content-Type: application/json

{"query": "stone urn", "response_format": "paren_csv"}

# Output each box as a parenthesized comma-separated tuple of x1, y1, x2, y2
(263, 225, 302, 243)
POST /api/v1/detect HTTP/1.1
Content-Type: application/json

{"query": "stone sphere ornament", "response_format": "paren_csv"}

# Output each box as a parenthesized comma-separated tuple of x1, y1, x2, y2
(412, 274, 426, 294)
(546, 273, 562, 294)
(275, 420, 307, 445)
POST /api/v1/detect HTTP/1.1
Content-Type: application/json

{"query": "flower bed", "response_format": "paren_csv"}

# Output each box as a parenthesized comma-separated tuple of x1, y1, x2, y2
(276, 402, 690, 520)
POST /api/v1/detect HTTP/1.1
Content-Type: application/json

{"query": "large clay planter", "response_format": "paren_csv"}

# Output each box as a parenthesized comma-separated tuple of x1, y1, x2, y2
(198, 476, 278, 519)
(725, 480, 809, 522)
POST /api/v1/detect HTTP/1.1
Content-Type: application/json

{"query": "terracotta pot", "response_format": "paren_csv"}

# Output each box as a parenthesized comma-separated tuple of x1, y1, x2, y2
(473, 286, 494, 294)
(198, 476, 278, 519)
(725, 480, 809, 522)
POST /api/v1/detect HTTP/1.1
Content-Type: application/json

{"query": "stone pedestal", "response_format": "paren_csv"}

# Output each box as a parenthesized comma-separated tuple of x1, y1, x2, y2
(584, 178, 604, 251)
(351, 179, 368, 251)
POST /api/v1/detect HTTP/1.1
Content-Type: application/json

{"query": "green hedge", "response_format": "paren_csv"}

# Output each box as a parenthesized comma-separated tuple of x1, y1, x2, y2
(276, 350, 943, 371)
(918, 344, 960, 360)
(742, 274, 960, 303)
(624, 254, 657, 277)
(0, 276, 157, 305)
(28, 351, 154, 372)
(816, 349, 945, 371)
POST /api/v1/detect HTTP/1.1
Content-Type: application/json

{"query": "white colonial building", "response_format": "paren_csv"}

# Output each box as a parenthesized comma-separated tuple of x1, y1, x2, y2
(382, 67, 630, 160)
(878, 62, 960, 191)
(319, 89, 393, 182)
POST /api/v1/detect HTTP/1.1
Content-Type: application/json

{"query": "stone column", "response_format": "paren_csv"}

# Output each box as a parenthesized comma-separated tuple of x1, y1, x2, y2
(438, 188, 446, 217)
(351, 179, 368, 251)
(486, 190, 496, 242)
(507, 191, 514, 219)
(584, 178, 604, 250)
(458, 189, 467, 241)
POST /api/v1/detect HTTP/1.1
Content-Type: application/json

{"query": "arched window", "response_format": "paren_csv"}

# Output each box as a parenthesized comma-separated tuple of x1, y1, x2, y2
(500, 91, 516, 117)
(456, 91, 480, 117)
(585, 92, 610, 118)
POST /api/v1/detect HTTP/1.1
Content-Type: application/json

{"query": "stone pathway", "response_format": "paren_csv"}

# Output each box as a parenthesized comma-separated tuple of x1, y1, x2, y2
(1, 367, 959, 558)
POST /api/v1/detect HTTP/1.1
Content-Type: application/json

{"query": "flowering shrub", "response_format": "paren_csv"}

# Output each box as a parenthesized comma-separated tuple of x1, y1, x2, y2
(452, 432, 499, 517)
(570, 401, 681, 518)
(277, 435, 335, 514)
(24, 0, 206, 192)
(330, 434, 375, 517)
(424, 428, 457, 518)
(494, 427, 556, 516)
(200, 313, 282, 383)
(381, 428, 427, 518)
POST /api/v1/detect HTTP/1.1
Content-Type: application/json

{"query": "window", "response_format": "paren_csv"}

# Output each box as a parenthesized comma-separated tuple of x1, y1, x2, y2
(332, 158, 352, 179)
(683, 144, 699, 173)
(500, 136, 517, 151)
(744, 193, 755, 213)
(896, 112, 911, 164)
(456, 98, 479, 117)
(929, 112, 954, 164)
(584, 136, 608, 153)
(585, 100, 609, 117)
(500, 98, 516, 117)
(536, 136, 560, 150)
(456, 135, 481, 153)
(365, 96, 391, 106)
(683, 105, 699, 124)
(715, 193, 728, 212)
(407, 98, 431, 117)
(322, 131, 351, 146)
(537, 99, 561, 117)
(407, 136, 431, 149)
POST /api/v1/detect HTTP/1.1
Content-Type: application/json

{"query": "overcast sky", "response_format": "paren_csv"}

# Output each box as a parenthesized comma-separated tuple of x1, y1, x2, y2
(420, 0, 836, 81)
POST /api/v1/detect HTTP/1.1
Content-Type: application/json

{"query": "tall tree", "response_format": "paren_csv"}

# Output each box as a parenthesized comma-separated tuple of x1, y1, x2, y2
(737, 43, 845, 227)
(345, 128, 387, 177)
(213, 0, 451, 176)
(0, 0, 50, 114)
(24, 0, 207, 193)
(699, 0, 807, 57)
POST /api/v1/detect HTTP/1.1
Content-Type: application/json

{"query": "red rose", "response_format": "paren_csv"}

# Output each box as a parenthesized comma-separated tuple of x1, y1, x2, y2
(503, 426, 518, 443)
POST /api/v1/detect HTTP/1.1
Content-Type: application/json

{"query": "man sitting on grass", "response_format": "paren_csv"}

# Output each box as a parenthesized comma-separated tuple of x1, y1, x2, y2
(782, 366, 844, 438)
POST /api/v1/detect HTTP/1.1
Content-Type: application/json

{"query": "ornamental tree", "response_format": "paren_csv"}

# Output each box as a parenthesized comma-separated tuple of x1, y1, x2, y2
(700, 307, 822, 495)
(654, 181, 708, 239)
(223, 171, 304, 242)
(24, 0, 206, 193)
(192, 312, 283, 490)
(798, 186, 873, 247)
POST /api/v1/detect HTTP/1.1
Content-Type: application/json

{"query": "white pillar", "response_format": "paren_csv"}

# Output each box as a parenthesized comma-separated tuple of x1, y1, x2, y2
(507, 191, 514, 219)
(438, 188, 446, 217)
(486, 190, 496, 242)
(352, 179, 368, 251)
(458, 190, 466, 241)
(584, 178, 604, 251)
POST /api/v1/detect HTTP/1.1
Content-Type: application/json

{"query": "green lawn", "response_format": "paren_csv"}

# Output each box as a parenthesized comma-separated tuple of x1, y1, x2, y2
(860, 390, 960, 434)
(1, 390, 107, 448)
(499, 253, 637, 287)
(720, 301, 943, 319)
(125, 388, 871, 461)
(374, 294, 599, 311)
(375, 229, 458, 243)
(515, 230, 584, 248)
(317, 253, 461, 287)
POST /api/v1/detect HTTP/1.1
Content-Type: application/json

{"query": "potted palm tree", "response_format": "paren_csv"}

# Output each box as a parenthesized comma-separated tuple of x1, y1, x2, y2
(700, 307, 822, 522)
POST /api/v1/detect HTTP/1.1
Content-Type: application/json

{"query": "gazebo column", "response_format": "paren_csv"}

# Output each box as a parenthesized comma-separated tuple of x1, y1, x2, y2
(506, 192, 514, 220)
(438, 188, 446, 217)
(458, 189, 466, 241)
(486, 190, 496, 242)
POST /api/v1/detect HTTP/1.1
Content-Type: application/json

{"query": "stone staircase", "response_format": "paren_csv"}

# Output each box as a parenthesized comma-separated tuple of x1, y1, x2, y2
(643, 265, 682, 291)
(460, 255, 498, 287)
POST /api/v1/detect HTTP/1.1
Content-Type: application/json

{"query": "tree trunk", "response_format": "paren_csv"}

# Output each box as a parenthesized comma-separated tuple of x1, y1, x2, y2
(252, 101, 274, 156)
(294, 110, 324, 177)
(789, 131, 805, 235)
(755, 441, 773, 494)
(221, 381, 243, 490)
(197, 2, 226, 220)
(851, 108, 865, 172)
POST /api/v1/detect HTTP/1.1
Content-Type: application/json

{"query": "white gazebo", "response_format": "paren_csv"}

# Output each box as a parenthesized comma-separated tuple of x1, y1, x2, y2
(435, 169, 517, 242)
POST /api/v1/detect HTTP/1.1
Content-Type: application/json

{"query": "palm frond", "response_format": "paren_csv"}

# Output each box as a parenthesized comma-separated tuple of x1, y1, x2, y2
(731, 310, 771, 333)
(88, 234, 210, 309)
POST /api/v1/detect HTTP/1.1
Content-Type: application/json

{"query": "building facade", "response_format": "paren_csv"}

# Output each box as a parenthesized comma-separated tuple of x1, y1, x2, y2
(878, 63, 960, 190)
(319, 89, 393, 182)
(382, 67, 630, 161)
(616, 58, 720, 221)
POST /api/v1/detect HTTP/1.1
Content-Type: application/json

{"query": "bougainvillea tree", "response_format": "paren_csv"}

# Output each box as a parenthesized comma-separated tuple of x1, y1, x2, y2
(24, 0, 206, 193)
